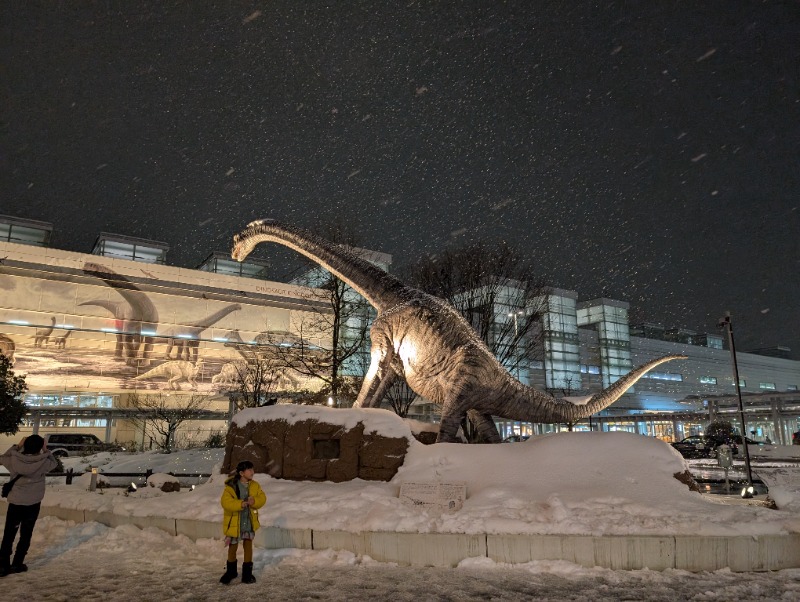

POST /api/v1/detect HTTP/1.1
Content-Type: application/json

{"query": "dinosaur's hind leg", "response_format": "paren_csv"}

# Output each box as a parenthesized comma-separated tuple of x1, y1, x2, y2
(467, 410, 502, 443)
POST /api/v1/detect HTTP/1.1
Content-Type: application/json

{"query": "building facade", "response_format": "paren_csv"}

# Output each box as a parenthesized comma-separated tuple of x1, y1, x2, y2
(1, 214, 798, 449)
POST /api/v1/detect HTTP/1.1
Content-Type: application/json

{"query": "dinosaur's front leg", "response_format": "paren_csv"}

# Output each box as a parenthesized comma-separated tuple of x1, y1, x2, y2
(354, 333, 394, 408)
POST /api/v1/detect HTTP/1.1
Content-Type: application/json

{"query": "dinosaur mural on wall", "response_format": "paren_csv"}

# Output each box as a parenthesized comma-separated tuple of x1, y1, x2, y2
(82, 262, 160, 366)
(133, 359, 204, 390)
(232, 220, 686, 443)
(160, 304, 242, 361)
(33, 317, 56, 347)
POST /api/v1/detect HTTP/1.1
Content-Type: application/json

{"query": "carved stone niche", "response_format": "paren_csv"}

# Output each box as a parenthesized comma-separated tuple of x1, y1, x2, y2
(222, 409, 413, 483)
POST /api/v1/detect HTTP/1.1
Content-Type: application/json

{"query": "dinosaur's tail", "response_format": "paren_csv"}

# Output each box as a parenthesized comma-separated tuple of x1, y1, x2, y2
(500, 354, 687, 424)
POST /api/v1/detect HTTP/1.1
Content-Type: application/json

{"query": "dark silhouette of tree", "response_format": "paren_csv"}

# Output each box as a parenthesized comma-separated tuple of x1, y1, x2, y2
(126, 392, 210, 453)
(267, 222, 372, 407)
(400, 241, 546, 375)
(223, 335, 302, 410)
(0, 352, 27, 436)
(399, 241, 547, 442)
(383, 379, 417, 418)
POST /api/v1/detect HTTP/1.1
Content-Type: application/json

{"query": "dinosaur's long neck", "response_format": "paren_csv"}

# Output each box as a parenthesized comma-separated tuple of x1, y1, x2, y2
(233, 221, 409, 311)
(80, 300, 122, 317)
(497, 355, 684, 424)
(83, 262, 159, 324)
(190, 305, 241, 329)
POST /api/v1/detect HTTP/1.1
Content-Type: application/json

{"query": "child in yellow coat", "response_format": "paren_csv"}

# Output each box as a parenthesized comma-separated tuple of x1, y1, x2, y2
(219, 460, 267, 584)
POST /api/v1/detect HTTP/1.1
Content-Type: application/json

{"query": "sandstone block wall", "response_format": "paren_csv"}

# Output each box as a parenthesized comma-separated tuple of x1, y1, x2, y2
(222, 417, 410, 482)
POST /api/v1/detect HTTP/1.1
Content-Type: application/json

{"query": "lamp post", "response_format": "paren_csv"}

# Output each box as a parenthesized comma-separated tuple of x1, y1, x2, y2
(508, 310, 523, 337)
(718, 312, 754, 494)
(507, 310, 524, 376)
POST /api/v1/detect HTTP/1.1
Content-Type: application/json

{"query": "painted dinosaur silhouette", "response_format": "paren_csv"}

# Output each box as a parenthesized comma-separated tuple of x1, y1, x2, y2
(33, 317, 56, 347)
(133, 359, 204, 390)
(82, 262, 159, 366)
(160, 304, 242, 361)
(232, 220, 687, 443)
(52, 329, 73, 349)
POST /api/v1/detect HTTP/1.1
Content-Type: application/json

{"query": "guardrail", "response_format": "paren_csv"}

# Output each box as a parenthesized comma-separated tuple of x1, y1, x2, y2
(0, 469, 214, 487)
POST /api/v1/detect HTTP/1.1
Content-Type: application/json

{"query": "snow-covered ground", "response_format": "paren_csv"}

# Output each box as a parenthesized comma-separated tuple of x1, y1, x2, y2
(1, 517, 798, 601)
(2, 426, 800, 600)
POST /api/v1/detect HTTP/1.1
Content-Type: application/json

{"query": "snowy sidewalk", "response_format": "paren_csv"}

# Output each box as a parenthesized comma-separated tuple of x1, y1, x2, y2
(0, 517, 798, 602)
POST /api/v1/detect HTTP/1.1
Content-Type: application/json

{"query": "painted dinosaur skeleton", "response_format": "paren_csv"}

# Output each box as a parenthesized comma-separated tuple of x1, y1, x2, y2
(232, 220, 686, 443)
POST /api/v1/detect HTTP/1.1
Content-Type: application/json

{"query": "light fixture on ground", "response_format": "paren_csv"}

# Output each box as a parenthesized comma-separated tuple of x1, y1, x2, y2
(127, 482, 137, 493)
(327, 396, 334, 407)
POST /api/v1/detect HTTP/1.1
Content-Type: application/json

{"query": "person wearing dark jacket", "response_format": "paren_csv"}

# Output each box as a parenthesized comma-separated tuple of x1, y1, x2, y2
(0, 434, 58, 576)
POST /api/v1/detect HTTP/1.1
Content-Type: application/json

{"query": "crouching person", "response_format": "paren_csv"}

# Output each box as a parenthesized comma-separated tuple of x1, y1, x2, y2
(219, 460, 266, 585)
(0, 435, 58, 577)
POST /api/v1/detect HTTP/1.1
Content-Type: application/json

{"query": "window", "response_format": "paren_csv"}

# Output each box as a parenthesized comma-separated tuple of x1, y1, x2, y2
(759, 382, 776, 390)
(643, 372, 683, 382)
(699, 376, 717, 385)
(580, 364, 601, 375)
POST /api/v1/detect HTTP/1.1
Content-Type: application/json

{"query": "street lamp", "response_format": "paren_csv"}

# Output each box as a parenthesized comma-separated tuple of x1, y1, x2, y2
(507, 310, 524, 337)
(718, 311, 754, 495)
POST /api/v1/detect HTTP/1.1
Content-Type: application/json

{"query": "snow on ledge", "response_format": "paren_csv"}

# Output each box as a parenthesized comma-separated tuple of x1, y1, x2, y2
(232, 405, 416, 440)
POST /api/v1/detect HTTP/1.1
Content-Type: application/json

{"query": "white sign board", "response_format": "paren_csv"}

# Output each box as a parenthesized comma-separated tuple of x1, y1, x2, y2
(399, 481, 466, 512)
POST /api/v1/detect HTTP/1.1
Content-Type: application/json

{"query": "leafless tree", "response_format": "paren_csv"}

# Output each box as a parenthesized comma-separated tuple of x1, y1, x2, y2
(266, 222, 372, 407)
(400, 241, 546, 374)
(382, 379, 417, 418)
(221, 334, 302, 410)
(126, 392, 211, 453)
(400, 241, 547, 441)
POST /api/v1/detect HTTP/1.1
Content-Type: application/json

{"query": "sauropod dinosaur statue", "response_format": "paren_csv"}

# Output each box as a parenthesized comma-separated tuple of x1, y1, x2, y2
(231, 219, 686, 443)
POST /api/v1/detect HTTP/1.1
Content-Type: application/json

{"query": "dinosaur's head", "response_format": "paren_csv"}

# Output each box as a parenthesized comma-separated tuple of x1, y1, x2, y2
(232, 219, 277, 262)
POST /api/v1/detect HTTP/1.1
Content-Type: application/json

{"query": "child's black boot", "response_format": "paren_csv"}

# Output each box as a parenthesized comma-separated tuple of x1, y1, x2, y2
(219, 560, 238, 584)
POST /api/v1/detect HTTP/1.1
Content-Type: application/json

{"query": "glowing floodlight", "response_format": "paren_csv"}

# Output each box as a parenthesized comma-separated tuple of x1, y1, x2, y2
(127, 482, 137, 493)
(741, 485, 755, 499)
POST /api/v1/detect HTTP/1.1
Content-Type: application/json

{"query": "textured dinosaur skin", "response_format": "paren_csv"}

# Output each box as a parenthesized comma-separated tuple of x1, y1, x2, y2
(232, 220, 686, 443)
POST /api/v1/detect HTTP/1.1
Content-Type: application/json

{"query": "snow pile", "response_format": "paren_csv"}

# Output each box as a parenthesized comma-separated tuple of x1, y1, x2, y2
(28, 430, 800, 538)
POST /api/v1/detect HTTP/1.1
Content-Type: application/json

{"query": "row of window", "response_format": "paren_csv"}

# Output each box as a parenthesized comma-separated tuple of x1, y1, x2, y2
(578, 369, 799, 391)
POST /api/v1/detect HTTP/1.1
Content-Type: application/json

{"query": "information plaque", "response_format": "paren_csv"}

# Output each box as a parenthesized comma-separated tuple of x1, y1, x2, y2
(399, 481, 466, 511)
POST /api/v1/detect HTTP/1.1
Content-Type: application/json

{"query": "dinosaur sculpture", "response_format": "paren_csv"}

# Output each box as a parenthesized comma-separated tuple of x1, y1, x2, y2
(232, 220, 687, 443)
(33, 317, 56, 347)
(133, 359, 204, 391)
(82, 262, 159, 367)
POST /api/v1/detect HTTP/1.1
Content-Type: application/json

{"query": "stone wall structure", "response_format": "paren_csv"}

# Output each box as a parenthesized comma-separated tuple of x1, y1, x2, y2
(223, 409, 415, 482)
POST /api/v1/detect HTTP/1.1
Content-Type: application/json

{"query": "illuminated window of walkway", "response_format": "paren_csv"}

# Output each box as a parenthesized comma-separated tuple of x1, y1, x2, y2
(534, 288, 581, 391)
(197, 251, 270, 279)
(0, 214, 53, 247)
(577, 298, 633, 389)
(91, 233, 169, 264)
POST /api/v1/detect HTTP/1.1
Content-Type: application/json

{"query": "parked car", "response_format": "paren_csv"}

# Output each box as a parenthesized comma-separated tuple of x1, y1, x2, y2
(502, 435, 531, 443)
(44, 433, 124, 458)
(671, 435, 739, 459)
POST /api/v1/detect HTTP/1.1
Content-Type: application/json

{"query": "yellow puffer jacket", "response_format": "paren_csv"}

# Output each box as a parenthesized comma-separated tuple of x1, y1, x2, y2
(220, 478, 267, 538)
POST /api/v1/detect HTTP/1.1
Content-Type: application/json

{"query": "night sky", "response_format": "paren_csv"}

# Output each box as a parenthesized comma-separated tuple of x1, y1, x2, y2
(2, 2, 798, 356)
